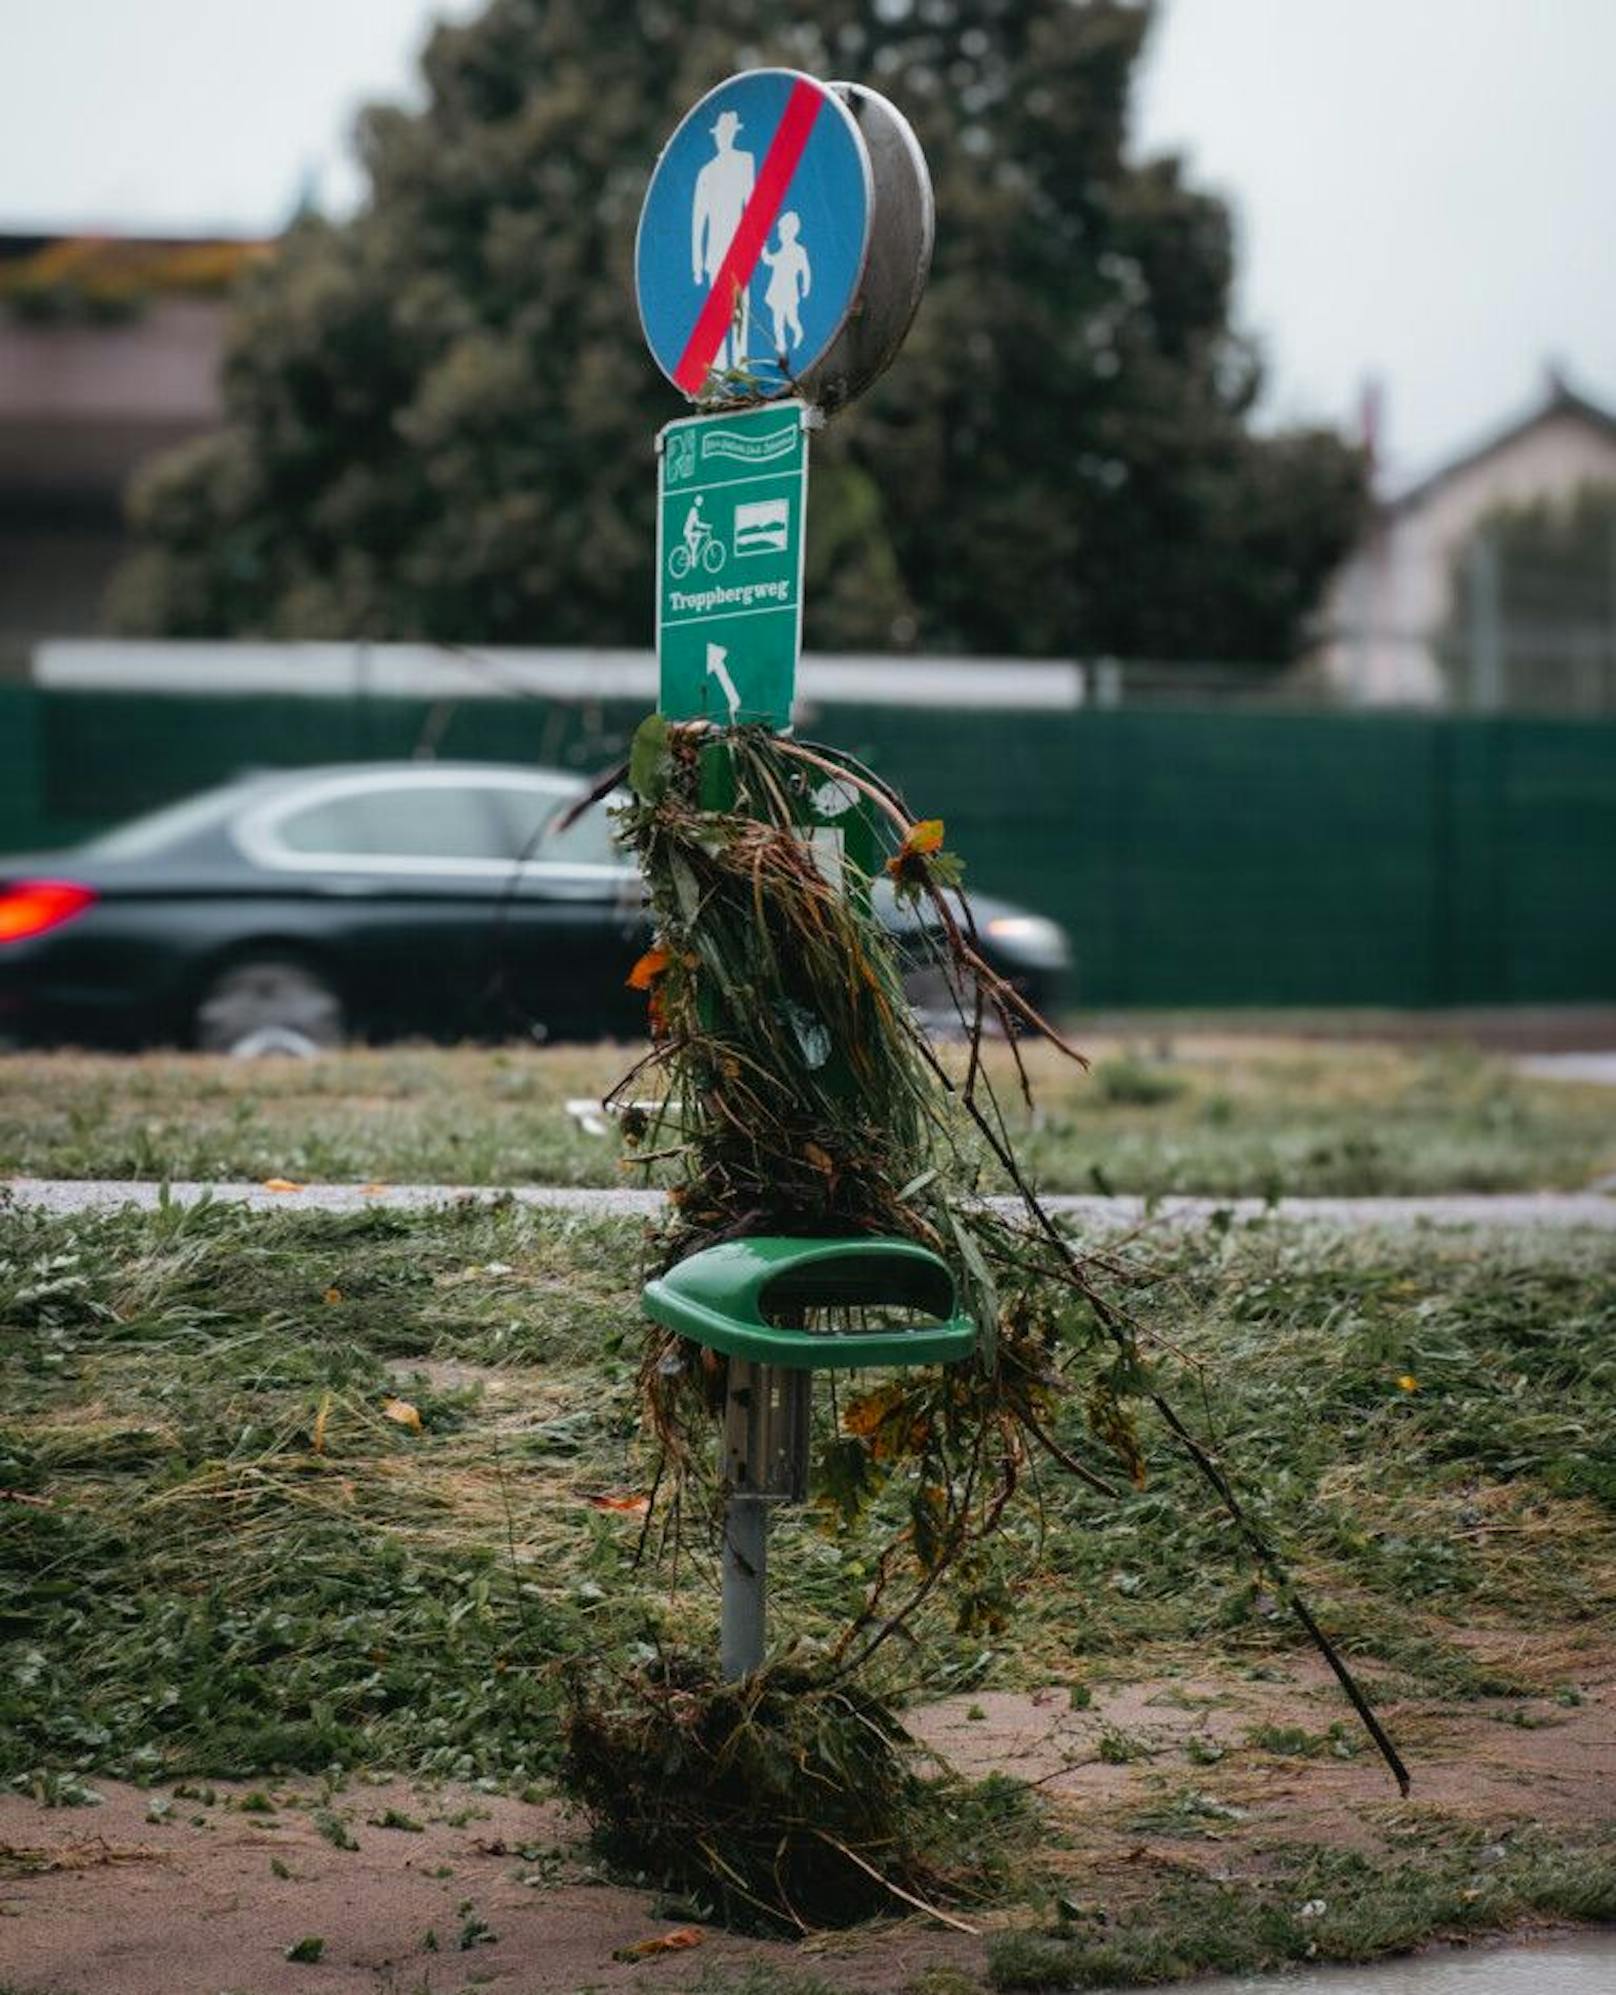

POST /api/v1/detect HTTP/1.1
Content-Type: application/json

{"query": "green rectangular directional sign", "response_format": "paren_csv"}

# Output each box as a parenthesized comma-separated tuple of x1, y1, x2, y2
(657, 400, 808, 730)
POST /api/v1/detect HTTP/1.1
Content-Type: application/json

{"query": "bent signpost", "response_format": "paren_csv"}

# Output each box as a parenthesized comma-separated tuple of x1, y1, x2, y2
(637, 69, 939, 1679)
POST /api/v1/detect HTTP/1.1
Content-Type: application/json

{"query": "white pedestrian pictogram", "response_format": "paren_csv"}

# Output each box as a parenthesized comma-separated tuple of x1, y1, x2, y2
(691, 109, 755, 372)
(760, 212, 811, 355)
(706, 642, 742, 722)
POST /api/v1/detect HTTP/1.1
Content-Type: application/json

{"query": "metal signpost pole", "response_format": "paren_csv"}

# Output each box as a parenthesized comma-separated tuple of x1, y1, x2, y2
(720, 1481, 768, 1679)
(636, 68, 934, 1681)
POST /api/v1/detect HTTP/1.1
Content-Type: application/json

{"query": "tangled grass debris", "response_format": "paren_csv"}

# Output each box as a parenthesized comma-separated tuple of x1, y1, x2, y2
(561, 1657, 1029, 1933)
(553, 720, 1415, 1921)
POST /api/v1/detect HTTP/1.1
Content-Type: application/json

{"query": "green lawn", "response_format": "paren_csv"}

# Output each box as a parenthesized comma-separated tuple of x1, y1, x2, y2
(4, 1200, 1614, 1980)
(2, 1034, 1613, 1195)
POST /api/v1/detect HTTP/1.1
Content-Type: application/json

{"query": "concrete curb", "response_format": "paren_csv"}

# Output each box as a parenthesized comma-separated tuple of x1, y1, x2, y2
(5, 1179, 1614, 1230)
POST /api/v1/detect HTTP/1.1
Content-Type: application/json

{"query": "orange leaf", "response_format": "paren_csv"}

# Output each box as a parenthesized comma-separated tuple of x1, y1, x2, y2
(627, 947, 671, 991)
(613, 1928, 704, 1962)
(586, 1493, 650, 1515)
(382, 1397, 422, 1433)
(312, 1392, 332, 1455)
(843, 1382, 909, 1439)
(262, 1177, 303, 1194)
(803, 1142, 836, 1178)
(323, 1286, 343, 1305)
(900, 818, 946, 858)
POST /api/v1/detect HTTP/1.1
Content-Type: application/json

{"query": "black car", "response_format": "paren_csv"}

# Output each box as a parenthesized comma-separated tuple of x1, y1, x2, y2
(0, 762, 1070, 1051)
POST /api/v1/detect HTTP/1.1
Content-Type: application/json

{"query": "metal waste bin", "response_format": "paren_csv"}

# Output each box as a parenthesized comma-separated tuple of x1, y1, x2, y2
(643, 1234, 977, 1679)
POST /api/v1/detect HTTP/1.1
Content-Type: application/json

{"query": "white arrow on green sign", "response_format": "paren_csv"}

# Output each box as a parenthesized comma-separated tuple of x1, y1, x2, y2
(656, 399, 808, 730)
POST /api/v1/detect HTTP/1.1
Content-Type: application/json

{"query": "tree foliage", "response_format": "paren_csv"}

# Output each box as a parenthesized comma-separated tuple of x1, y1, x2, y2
(113, 0, 1366, 662)
(1439, 479, 1616, 712)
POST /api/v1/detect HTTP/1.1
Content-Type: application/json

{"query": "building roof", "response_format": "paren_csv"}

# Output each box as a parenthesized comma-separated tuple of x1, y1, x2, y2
(0, 231, 270, 319)
(1391, 370, 1616, 516)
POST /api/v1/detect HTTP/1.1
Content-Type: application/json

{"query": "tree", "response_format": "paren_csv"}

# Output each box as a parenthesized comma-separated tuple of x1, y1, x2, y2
(1438, 481, 1616, 712)
(112, 0, 1366, 663)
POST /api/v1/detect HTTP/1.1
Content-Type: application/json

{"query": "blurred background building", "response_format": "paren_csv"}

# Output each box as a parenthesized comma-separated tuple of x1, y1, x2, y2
(1324, 370, 1616, 712)
(0, 234, 263, 647)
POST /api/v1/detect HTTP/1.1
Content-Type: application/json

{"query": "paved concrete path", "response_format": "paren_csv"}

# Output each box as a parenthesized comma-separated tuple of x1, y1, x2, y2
(5, 1178, 1614, 1230)
(1516, 1049, 1616, 1084)
(1195, 1933, 1616, 1995)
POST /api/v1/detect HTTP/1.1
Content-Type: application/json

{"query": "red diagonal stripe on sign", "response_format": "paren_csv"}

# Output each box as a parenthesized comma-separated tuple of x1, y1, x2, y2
(674, 80, 823, 394)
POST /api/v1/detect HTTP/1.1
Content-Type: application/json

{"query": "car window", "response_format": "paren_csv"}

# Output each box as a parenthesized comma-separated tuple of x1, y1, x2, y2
(487, 785, 625, 868)
(274, 785, 509, 861)
(83, 782, 260, 859)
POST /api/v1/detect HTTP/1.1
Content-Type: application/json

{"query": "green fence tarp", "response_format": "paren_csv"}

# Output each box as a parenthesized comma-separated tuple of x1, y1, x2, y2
(5, 687, 1613, 1008)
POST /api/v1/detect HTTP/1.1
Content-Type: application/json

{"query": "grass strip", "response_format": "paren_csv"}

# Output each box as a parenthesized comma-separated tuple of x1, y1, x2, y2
(2, 1203, 1611, 1790)
(1, 1036, 1611, 1194)
(988, 1826, 1616, 1987)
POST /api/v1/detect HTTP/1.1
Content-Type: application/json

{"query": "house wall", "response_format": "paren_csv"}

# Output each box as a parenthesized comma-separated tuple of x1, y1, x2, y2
(1326, 409, 1616, 706)
(0, 300, 228, 638)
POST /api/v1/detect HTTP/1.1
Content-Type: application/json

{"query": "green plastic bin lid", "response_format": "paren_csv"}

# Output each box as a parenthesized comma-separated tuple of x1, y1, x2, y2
(642, 1235, 978, 1371)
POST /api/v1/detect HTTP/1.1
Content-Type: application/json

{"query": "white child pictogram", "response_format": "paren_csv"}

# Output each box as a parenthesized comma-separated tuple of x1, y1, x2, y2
(760, 212, 812, 355)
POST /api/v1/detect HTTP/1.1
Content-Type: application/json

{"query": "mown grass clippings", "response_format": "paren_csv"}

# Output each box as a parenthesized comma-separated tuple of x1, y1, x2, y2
(0, 1198, 661, 1786)
(3, 1205, 1612, 1792)
(987, 1827, 1616, 1987)
(3, 1196, 1615, 1969)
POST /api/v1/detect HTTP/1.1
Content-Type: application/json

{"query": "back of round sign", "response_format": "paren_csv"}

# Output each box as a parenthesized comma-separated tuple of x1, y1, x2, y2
(800, 83, 935, 415)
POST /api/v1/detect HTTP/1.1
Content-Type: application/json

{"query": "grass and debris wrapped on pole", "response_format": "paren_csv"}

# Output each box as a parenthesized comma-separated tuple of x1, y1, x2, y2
(558, 714, 1407, 1931)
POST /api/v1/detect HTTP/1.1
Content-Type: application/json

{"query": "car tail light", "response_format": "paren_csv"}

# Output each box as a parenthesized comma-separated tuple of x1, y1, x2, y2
(0, 880, 98, 943)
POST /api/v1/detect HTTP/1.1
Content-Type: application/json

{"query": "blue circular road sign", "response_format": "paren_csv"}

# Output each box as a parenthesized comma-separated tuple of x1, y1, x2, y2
(636, 70, 873, 403)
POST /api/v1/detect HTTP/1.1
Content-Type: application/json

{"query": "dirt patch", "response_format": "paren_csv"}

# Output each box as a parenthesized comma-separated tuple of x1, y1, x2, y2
(0, 1777, 800, 1995)
(909, 1639, 1616, 1900)
(4, 1643, 1612, 1995)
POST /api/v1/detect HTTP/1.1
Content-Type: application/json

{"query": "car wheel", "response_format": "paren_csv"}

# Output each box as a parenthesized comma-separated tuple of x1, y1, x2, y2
(195, 957, 346, 1056)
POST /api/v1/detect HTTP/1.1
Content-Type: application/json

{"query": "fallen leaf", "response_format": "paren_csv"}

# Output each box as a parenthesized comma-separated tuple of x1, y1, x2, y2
(322, 1287, 343, 1305)
(382, 1397, 423, 1433)
(585, 1493, 650, 1515)
(262, 1178, 304, 1194)
(361, 1183, 387, 1196)
(803, 1141, 836, 1178)
(612, 1927, 703, 1962)
(1397, 1375, 1419, 1393)
(627, 946, 671, 991)
(1, 1488, 51, 1507)
(843, 1382, 910, 1439)
(312, 1392, 332, 1456)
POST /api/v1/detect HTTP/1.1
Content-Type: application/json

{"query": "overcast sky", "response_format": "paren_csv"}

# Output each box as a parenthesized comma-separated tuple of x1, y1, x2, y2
(4, 0, 1611, 487)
